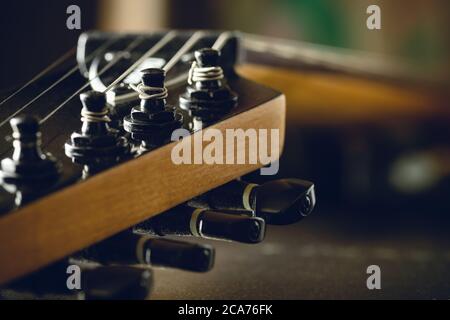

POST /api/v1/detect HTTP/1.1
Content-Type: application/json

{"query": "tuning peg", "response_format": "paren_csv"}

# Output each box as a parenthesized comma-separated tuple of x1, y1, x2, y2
(135, 206, 266, 244)
(81, 265, 153, 300)
(4, 261, 153, 300)
(123, 68, 183, 150)
(83, 231, 214, 273)
(179, 48, 237, 130)
(64, 91, 131, 175)
(189, 179, 316, 225)
(0, 116, 60, 200)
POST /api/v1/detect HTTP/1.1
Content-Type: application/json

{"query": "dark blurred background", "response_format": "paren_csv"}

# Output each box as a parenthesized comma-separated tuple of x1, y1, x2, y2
(1, 0, 449, 89)
(0, 0, 449, 299)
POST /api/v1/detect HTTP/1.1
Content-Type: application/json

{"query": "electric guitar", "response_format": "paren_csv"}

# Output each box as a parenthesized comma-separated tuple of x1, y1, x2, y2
(1, 29, 445, 299)
(0, 30, 287, 289)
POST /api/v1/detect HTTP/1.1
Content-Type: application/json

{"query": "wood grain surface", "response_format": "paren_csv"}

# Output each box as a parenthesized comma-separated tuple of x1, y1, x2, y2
(237, 64, 450, 126)
(0, 93, 285, 285)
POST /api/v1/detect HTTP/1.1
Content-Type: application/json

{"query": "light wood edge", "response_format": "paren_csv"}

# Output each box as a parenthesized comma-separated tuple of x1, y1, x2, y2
(237, 64, 450, 126)
(0, 94, 286, 285)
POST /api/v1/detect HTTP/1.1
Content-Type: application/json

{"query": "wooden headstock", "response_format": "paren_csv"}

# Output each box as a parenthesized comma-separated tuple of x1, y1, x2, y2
(0, 31, 285, 285)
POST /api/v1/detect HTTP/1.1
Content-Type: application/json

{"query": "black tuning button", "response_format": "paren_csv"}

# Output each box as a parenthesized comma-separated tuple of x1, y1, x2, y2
(4, 260, 153, 300)
(135, 206, 266, 244)
(81, 264, 153, 300)
(189, 179, 317, 225)
(83, 231, 214, 273)
(64, 91, 131, 176)
(179, 48, 237, 129)
(123, 68, 183, 150)
(0, 116, 60, 201)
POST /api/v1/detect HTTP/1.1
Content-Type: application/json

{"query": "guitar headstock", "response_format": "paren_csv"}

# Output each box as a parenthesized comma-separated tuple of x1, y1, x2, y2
(0, 30, 286, 285)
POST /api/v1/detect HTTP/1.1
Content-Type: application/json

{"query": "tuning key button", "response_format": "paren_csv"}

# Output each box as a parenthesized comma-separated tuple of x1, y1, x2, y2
(5, 260, 153, 300)
(123, 68, 183, 150)
(135, 206, 266, 244)
(179, 48, 238, 127)
(84, 231, 214, 273)
(64, 91, 131, 174)
(81, 265, 153, 300)
(189, 179, 317, 225)
(138, 237, 214, 273)
(0, 116, 60, 193)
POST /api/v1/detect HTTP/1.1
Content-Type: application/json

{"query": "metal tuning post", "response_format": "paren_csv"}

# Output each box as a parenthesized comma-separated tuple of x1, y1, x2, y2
(0, 116, 61, 205)
(123, 68, 183, 150)
(64, 91, 131, 177)
(179, 48, 237, 130)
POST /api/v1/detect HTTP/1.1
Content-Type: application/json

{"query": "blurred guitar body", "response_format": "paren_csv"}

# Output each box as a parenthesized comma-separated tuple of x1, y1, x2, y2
(238, 35, 450, 212)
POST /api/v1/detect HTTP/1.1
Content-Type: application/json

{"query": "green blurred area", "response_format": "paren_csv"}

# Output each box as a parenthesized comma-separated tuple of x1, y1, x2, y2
(280, 0, 350, 48)
(280, 0, 448, 63)
(208, 0, 449, 78)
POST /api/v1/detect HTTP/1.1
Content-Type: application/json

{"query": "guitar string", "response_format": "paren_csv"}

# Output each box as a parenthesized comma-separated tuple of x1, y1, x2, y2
(103, 31, 177, 93)
(0, 37, 120, 129)
(41, 31, 203, 123)
(187, 31, 232, 85)
(39, 36, 145, 124)
(39, 30, 231, 124)
(128, 31, 206, 100)
(118, 31, 208, 103)
(212, 31, 232, 51)
(118, 31, 232, 100)
(165, 31, 232, 86)
(0, 48, 76, 107)
(163, 31, 205, 72)
(163, 30, 231, 75)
